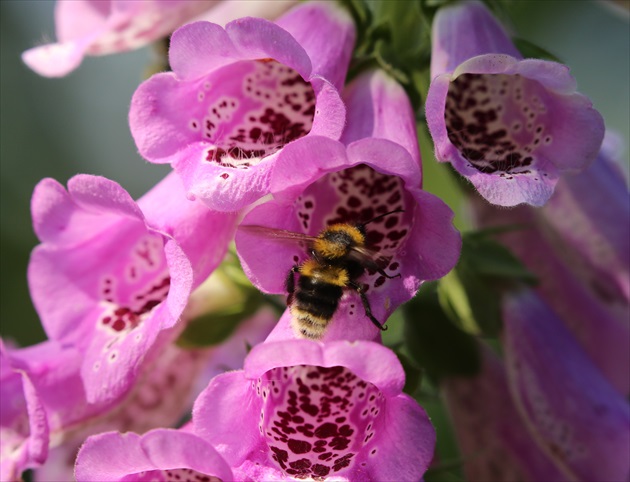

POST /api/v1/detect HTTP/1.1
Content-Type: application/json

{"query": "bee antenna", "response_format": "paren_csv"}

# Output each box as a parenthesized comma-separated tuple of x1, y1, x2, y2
(360, 208, 404, 228)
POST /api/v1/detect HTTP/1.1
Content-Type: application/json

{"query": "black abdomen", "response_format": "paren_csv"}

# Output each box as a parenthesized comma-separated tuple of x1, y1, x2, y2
(295, 276, 343, 320)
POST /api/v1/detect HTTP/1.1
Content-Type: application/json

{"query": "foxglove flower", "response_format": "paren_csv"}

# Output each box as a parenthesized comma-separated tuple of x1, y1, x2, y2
(28, 173, 236, 404)
(426, 0, 604, 206)
(236, 70, 460, 341)
(469, 137, 630, 395)
(23, 0, 299, 78)
(129, 1, 355, 211)
(539, 132, 630, 304)
(443, 344, 567, 481)
(2, 336, 211, 482)
(193, 339, 435, 481)
(0, 341, 49, 481)
(503, 290, 630, 482)
(22, 0, 215, 77)
(11, 307, 276, 482)
(75, 429, 233, 482)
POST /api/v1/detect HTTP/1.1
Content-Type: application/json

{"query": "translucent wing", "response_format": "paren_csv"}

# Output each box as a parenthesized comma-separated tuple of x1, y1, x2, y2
(348, 245, 390, 273)
(239, 225, 318, 247)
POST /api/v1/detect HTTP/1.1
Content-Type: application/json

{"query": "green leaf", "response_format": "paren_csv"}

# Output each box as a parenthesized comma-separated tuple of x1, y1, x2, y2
(337, 0, 373, 51)
(395, 350, 423, 395)
(464, 233, 537, 283)
(437, 231, 537, 337)
(437, 270, 480, 335)
(176, 291, 266, 348)
(403, 283, 481, 382)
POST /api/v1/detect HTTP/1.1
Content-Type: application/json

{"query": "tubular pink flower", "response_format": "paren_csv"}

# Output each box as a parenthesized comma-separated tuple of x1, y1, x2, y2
(129, 1, 355, 211)
(0, 342, 49, 481)
(540, 133, 630, 305)
(503, 290, 630, 481)
(236, 70, 460, 341)
(443, 344, 567, 481)
(22, 0, 215, 77)
(425, 0, 604, 206)
(470, 137, 630, 395)
(3, 309, 276, 482)
(1, 337, 209, 479)
(75, 429, 233, 482)
(340, 70, 421, 165)
(28, 173, 236, 404)
(193, 339, 435, 481)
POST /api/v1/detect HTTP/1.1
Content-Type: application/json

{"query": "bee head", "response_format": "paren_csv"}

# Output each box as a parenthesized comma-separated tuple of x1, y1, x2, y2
(314, 224, 364, 260)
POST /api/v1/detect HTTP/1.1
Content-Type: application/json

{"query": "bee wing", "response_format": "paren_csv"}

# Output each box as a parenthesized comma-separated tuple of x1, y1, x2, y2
(239, 225, 319, 247)
(348, 245, 390, 272)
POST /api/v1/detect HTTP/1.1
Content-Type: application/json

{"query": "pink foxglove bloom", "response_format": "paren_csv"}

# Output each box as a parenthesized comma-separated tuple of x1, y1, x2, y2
(539, 132, 630, 304)
(1, 335, 207, 479)
(470, 136, 630, 395)
(23, 0, 299, 78)
(11, 308, 276, 482)
(22, 0, 215, 77)
(425, 0, 604, 206)
(443, 345, 566, 481)
(193, 339, 435, 481)
(236, 70, 461, 341)
(503, 290, 630, 482)
(0, 342, 49, 481)
(129, 1, 355, 211)
(75, 429, 233, 481)
(28, 173, 236, 404)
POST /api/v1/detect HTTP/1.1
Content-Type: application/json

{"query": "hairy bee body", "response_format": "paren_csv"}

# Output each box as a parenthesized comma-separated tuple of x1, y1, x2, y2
(242, 210, 402, 340)
(285, 221, 397, 339)
(289, 259, 351, 339)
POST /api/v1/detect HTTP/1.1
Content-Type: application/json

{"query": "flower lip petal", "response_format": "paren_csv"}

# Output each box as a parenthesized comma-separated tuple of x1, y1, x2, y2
(140, 429, 233, 481)
(21, 40, 90, 78)
(169, 21, 241, 80)
(67, 174, 145, 220)
(225, 16, 313, 81)
(268, 136, 421, 201)
(452, 55, 579, 95)
(75, 429, 234, 482)
(244, 339, 405, 397)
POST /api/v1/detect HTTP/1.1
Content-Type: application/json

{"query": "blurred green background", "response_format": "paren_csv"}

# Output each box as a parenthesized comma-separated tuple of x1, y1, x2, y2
(1, 0, 628, 347)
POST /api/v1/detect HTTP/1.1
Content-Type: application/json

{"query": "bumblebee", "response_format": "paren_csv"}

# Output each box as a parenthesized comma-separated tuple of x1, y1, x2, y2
(241, 209, 402, 339)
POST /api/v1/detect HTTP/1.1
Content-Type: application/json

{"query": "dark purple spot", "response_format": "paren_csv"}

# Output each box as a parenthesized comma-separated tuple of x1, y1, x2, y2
(315, 423, 338, 439)
(312, 464, 330, 477)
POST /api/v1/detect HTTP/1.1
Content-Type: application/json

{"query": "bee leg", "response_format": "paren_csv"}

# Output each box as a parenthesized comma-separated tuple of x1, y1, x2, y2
(350, 282, 388, 331)
(285, 265, 300, 304)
